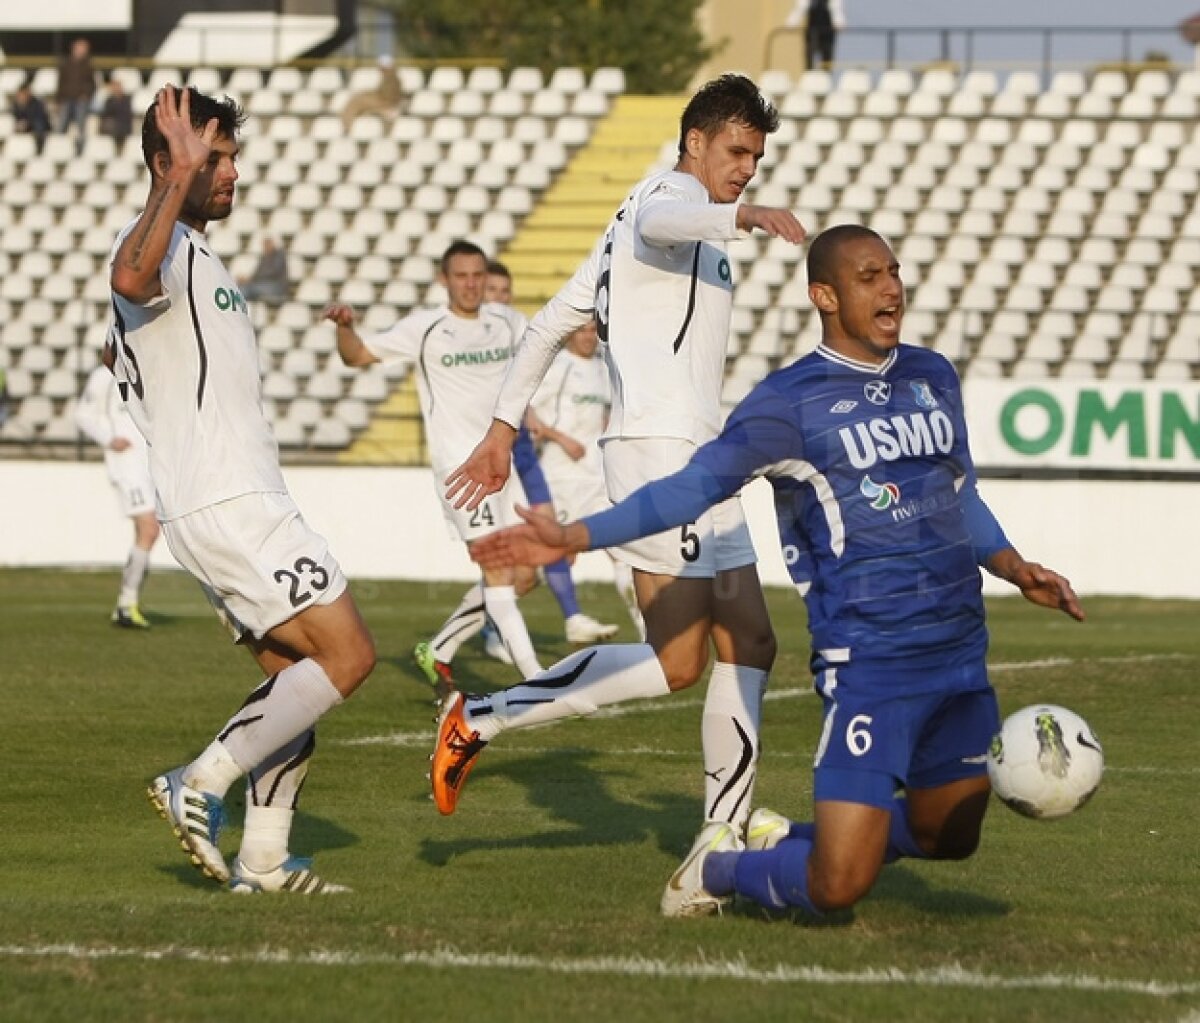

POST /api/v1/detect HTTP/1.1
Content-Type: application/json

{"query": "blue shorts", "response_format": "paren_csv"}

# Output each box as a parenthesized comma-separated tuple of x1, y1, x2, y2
(512, 426, 552, 505)
(812, 683, 999, 810)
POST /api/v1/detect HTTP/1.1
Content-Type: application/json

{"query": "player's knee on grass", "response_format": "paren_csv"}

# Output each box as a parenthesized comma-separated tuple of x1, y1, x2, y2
(907, 779, 991, 861)
(809, 847, 885, 911)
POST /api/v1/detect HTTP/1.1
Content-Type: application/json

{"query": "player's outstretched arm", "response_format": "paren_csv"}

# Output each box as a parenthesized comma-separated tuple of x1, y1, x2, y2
(445, 419, 519, 511)
(323, 303, 379, 368)
(736, 204, 808, 244)
(987, 548, 1086, 622)
(471, 506, 590, 569)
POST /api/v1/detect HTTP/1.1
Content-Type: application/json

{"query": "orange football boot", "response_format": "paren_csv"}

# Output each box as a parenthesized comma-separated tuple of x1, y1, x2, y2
(430, 691, 488, 815)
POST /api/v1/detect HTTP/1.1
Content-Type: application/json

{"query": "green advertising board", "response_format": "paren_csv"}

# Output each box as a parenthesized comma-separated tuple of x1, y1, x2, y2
(963, 380, 1200, 473)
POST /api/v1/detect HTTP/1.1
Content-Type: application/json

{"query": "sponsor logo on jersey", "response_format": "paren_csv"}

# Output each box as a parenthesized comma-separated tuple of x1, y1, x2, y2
(439, 347, 512, 368)
(830, 399, 858, 413)
(214, 287, 248, 314)
(839, 410, 955, 469)
(864, 380, 891, 405)
(910, 379, 939, 409)
(860, 474, 901, 509)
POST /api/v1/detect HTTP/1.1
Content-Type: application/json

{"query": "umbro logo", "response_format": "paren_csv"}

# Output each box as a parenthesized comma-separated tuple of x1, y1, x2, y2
(830, 399, 858, 413)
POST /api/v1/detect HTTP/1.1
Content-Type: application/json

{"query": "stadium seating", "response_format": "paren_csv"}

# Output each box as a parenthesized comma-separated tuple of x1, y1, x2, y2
(1, 61, 1197, 454)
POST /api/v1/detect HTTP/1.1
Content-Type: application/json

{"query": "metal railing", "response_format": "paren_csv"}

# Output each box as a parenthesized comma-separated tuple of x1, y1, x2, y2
(765, 25, 1192, 80)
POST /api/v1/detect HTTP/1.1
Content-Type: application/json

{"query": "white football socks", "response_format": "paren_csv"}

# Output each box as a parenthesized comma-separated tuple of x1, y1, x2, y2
(465, 643, 670, 742)
(430, 583, 488, 662)
(184, 658, 342, 798)
(118, 545, 151, 608)
(483, 584, 542, 677)
(237, 804, 294, 873)
(702, 661, 768, 832)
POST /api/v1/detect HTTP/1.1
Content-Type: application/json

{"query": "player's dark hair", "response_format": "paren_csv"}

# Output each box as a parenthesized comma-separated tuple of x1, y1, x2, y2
(806, 224, 885, 286)
(677, 74, 779, 156)
(486, 259, 511, 279)
(441, 239, 488, 272)
(140, 86, 245, 172)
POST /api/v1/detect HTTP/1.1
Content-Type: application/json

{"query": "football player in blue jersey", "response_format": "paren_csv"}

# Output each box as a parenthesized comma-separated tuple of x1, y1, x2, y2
(470, 224, 1085, 918)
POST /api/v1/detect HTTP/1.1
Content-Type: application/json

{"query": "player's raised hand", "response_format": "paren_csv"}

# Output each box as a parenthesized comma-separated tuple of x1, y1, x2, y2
(322, 303, 356, 327)
(736, 204, 807, 244)
(155, 85, 218, 177)
(445, 420, 517, 511)
(470, 505, 589, 569)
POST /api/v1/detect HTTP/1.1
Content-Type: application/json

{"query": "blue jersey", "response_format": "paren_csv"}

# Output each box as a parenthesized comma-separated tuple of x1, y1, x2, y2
(584, 343, 1010, 692)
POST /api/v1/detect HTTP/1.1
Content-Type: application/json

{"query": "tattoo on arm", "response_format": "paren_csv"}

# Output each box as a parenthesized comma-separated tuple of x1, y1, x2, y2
(126, 184, 177, 272)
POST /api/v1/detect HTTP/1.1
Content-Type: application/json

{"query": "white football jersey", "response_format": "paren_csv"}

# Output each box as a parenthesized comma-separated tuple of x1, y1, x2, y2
(108, 220, 286, 521)
(531, 349, 609, 481)
(74, 363, 151, 486)
(362, 302, 527, 478)
(495, 169, 743, 446)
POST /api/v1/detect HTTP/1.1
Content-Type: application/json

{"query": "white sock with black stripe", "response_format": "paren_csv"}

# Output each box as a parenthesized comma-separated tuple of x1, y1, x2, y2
(702, 661, 767, 832)
(464, 643, 670, 741)
(430, 583, 487, 662)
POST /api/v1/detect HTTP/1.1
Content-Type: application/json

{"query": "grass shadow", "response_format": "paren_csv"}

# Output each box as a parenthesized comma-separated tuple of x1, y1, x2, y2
(870, 863, 1011, 917)
(419, 748, 699, 866)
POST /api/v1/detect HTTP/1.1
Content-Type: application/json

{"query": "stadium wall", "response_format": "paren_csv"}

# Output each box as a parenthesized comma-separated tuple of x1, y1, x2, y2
(2, 461, 1197, 599)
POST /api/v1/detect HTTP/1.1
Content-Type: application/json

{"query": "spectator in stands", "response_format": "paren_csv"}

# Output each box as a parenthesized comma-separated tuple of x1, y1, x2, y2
(239, 235, 291, 306)
(11, 81, 51, 154)
(55, 36, 97, 154)
(74, 362, 161, 629)
(324, 240, 546, 697)
(114, 84, 376, 894)
(99, 77, 134, 145)
(786, 0, 847, 70)
(434, 75, 807, 914)
(340, 54, 403, 130)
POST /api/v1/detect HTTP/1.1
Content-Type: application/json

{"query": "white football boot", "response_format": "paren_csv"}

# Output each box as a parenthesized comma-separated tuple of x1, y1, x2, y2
(660, 821, 741, 918)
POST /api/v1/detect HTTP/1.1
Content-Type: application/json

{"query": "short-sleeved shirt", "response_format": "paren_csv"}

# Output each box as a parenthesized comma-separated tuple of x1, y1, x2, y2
(362, 302, 527, 480)
(108, 221, 286, 521)
(530, 348, 609, 483)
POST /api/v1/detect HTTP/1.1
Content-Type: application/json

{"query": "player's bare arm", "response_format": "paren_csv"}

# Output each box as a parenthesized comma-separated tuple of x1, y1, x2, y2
(323, 304, 378, 367)
(112, 87, 218, 303)
(988, 548, 1086, 622)
(736, 204, 808, 244)
(471, 505, 591, 569)
(445, 418, 519, 511)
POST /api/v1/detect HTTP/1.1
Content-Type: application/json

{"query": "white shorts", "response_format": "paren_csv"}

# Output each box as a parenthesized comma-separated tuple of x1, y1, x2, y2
(162, 491, 348, 642)
(545, 472, 609, 523)
(437, 471, 521, 544)
(111, 468, 155, 518)
(601, 437, 756, 578)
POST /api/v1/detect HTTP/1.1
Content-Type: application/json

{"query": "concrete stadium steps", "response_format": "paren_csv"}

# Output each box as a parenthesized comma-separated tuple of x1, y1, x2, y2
(338, 375, 425, 465)
(503, 94, 682, 309)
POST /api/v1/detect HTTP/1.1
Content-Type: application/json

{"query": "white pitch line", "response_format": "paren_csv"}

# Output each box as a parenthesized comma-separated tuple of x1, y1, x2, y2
(1, 944, 1196, 997)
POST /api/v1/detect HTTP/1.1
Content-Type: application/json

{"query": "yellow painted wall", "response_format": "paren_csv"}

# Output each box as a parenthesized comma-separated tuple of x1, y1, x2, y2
(696, 0, 804, 82)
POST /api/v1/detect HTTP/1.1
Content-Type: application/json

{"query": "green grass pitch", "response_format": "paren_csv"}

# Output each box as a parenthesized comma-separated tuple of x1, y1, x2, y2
(1, 567, 1197, 1022)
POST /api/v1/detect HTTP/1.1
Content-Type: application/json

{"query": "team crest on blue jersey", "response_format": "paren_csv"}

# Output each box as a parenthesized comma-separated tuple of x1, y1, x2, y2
(860, 474, 901, 509)
(910, 379, 939, 410)
(864, 380, 891, 405)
